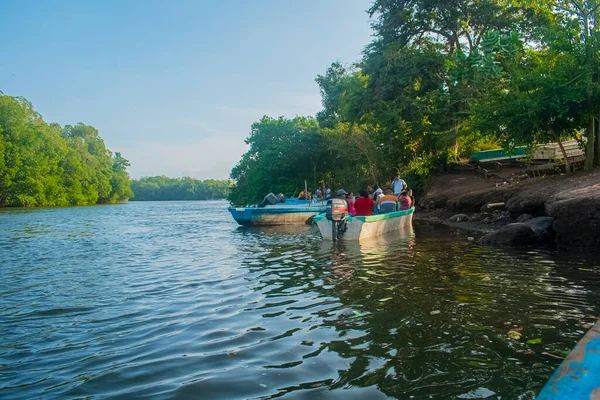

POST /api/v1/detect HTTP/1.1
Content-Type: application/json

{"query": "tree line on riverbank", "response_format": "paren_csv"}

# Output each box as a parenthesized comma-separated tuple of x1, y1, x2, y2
(130, 176, 230, 201)
(229, 1, 600, 206)
(0, 93, 133, 207)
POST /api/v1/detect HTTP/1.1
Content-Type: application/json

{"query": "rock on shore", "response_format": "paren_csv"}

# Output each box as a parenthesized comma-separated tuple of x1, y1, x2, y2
(545, 185, 600, 250)
(479, 217, 555, 246)
(419, 168, 600, 251)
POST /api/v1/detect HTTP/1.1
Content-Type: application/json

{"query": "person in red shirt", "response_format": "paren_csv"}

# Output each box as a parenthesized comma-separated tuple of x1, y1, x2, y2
(353, 189, 374, 216)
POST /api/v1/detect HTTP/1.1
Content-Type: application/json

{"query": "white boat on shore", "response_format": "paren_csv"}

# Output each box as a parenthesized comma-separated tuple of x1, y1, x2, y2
(314, 207, 415, 241)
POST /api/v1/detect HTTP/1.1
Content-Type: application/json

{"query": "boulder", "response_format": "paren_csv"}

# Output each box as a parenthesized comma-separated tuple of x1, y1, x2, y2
(524, 216, 555, 243)
(479, 223, 538, 245)
(481, 202, 506, 213)
(545, 184, 600, 251)
(420, 194, 448, 210)
(516, 214, 534, 223)
(506, 193, 548, 218)
(446, 188, 511, 213)
(449, 214, 469, 223)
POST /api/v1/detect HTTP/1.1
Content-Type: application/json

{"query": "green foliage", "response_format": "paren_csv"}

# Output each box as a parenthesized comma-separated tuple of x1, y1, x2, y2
(229, 0, 600, 202)
(0, 93, 133, 207)
(229, 116, 327, 206)
(130, 176, 230, 201)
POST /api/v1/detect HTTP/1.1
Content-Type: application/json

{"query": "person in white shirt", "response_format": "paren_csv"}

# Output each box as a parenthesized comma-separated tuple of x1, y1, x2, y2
(325, 187, 332, 200)
(373, 188, 384, 214)
(392, 174, 407, 196)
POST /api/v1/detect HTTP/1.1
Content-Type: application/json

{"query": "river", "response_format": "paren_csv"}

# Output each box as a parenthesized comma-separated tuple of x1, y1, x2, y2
(1, 201, 599, 399)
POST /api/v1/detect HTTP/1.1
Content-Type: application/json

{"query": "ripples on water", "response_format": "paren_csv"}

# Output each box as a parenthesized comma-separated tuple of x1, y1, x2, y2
(1, 201, 599, 399)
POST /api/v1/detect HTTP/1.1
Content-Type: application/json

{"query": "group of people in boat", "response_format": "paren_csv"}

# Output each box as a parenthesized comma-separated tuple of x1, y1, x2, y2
(298, 174, 414, 217)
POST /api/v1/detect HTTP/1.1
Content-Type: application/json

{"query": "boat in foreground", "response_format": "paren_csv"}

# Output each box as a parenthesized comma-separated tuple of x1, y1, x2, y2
(314, 207, 415, 241)
(229, 200, 326, 226)
(537, 321, 600, 399)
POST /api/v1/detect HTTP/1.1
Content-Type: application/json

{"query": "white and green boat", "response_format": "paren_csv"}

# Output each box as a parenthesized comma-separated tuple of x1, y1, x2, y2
(314, 207, 415, 241)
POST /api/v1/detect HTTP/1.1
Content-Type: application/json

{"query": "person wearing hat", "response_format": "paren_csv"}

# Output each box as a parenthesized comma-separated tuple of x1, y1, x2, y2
(335, 189, 351, 214)
(373, 187, 384, 214)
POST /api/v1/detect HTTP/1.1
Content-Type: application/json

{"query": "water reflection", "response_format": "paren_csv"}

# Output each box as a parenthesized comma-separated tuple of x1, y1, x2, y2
(228, 223, 599, 399)
(0, 202, 599, 399)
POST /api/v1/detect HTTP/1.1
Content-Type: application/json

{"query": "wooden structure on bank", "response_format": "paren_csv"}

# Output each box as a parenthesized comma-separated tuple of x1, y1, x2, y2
(470, 140, 583, 163)
(469, 140, 585, 174)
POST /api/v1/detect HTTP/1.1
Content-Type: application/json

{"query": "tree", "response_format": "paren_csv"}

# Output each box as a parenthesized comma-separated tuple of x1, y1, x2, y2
(229, 116, 327, 206)
(0, 93, 133, 207)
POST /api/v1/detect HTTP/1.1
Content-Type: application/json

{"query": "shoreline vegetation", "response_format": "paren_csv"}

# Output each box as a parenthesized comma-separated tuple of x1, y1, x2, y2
(228, 1, 600, 211)
(0, 93, 133, 208)
(130, 176, 230, 201)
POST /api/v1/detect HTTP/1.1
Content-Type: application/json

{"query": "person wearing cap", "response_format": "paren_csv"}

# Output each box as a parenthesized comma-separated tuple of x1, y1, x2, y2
(373, 187, 384, 214)
(335, 189, 351, 215)
(315, 188, 323, 200)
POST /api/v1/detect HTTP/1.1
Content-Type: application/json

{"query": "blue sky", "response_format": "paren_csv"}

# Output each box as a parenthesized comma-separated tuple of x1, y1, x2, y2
(1, 0, 373, 179)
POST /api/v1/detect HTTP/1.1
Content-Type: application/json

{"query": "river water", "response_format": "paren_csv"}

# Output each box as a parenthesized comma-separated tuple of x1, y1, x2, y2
(1, 201, 599, 399)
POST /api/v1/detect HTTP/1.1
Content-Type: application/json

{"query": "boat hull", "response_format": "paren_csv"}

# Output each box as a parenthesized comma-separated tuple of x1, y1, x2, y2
(314, 207, 415, 240)
(229, 205, 325, 226)
(537, 321, 600, 399)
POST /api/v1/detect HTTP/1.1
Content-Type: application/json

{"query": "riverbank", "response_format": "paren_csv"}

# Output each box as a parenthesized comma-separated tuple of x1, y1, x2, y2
(417, 166, 600, 251)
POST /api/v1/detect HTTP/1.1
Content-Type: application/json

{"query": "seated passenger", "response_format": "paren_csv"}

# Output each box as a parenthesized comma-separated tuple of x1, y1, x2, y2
(315, 188, 323, 200)
(398, 190, 412, 210)
(373, 187, 384, 214)
(354, 189, 374, 216)
(379, 189, 398, 213)
(347, 191, 356, 215)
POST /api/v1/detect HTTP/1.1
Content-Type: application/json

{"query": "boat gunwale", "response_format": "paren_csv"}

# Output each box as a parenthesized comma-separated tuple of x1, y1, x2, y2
(313, 206, 415, 223)
(228, 206, 325, 214)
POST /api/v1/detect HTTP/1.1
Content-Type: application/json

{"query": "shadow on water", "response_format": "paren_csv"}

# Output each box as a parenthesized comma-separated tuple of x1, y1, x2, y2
(1, 203, 600, 400)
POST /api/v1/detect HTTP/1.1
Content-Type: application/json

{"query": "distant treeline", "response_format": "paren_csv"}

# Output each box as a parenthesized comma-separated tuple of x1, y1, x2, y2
(0, 93, 133, 207)
(130, 176, 230, 201)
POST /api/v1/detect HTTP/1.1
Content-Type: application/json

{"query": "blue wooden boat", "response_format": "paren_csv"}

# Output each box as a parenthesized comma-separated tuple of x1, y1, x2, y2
(537, 321, 600, 399)
(228, 200, 326, 226)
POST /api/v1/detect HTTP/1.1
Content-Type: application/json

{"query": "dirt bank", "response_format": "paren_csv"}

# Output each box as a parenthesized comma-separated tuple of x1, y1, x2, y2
(417, 167, 600, 251)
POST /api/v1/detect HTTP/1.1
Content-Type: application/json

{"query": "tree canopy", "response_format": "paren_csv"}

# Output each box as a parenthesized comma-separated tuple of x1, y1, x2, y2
(229, 0, 600, 206)
(0, 93, 133, 207)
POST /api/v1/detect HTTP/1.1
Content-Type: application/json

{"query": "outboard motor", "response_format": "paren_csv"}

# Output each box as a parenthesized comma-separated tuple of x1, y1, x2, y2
(258, 193, 279, 208)
(325, 199, 348, 241)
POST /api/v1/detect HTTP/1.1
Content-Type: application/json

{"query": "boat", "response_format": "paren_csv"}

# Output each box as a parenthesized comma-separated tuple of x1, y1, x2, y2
(537, 321, 600, 399)
(469, 139, 583, 164)
(229, 200, 326, 226)
(314, 207, 415, 241)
